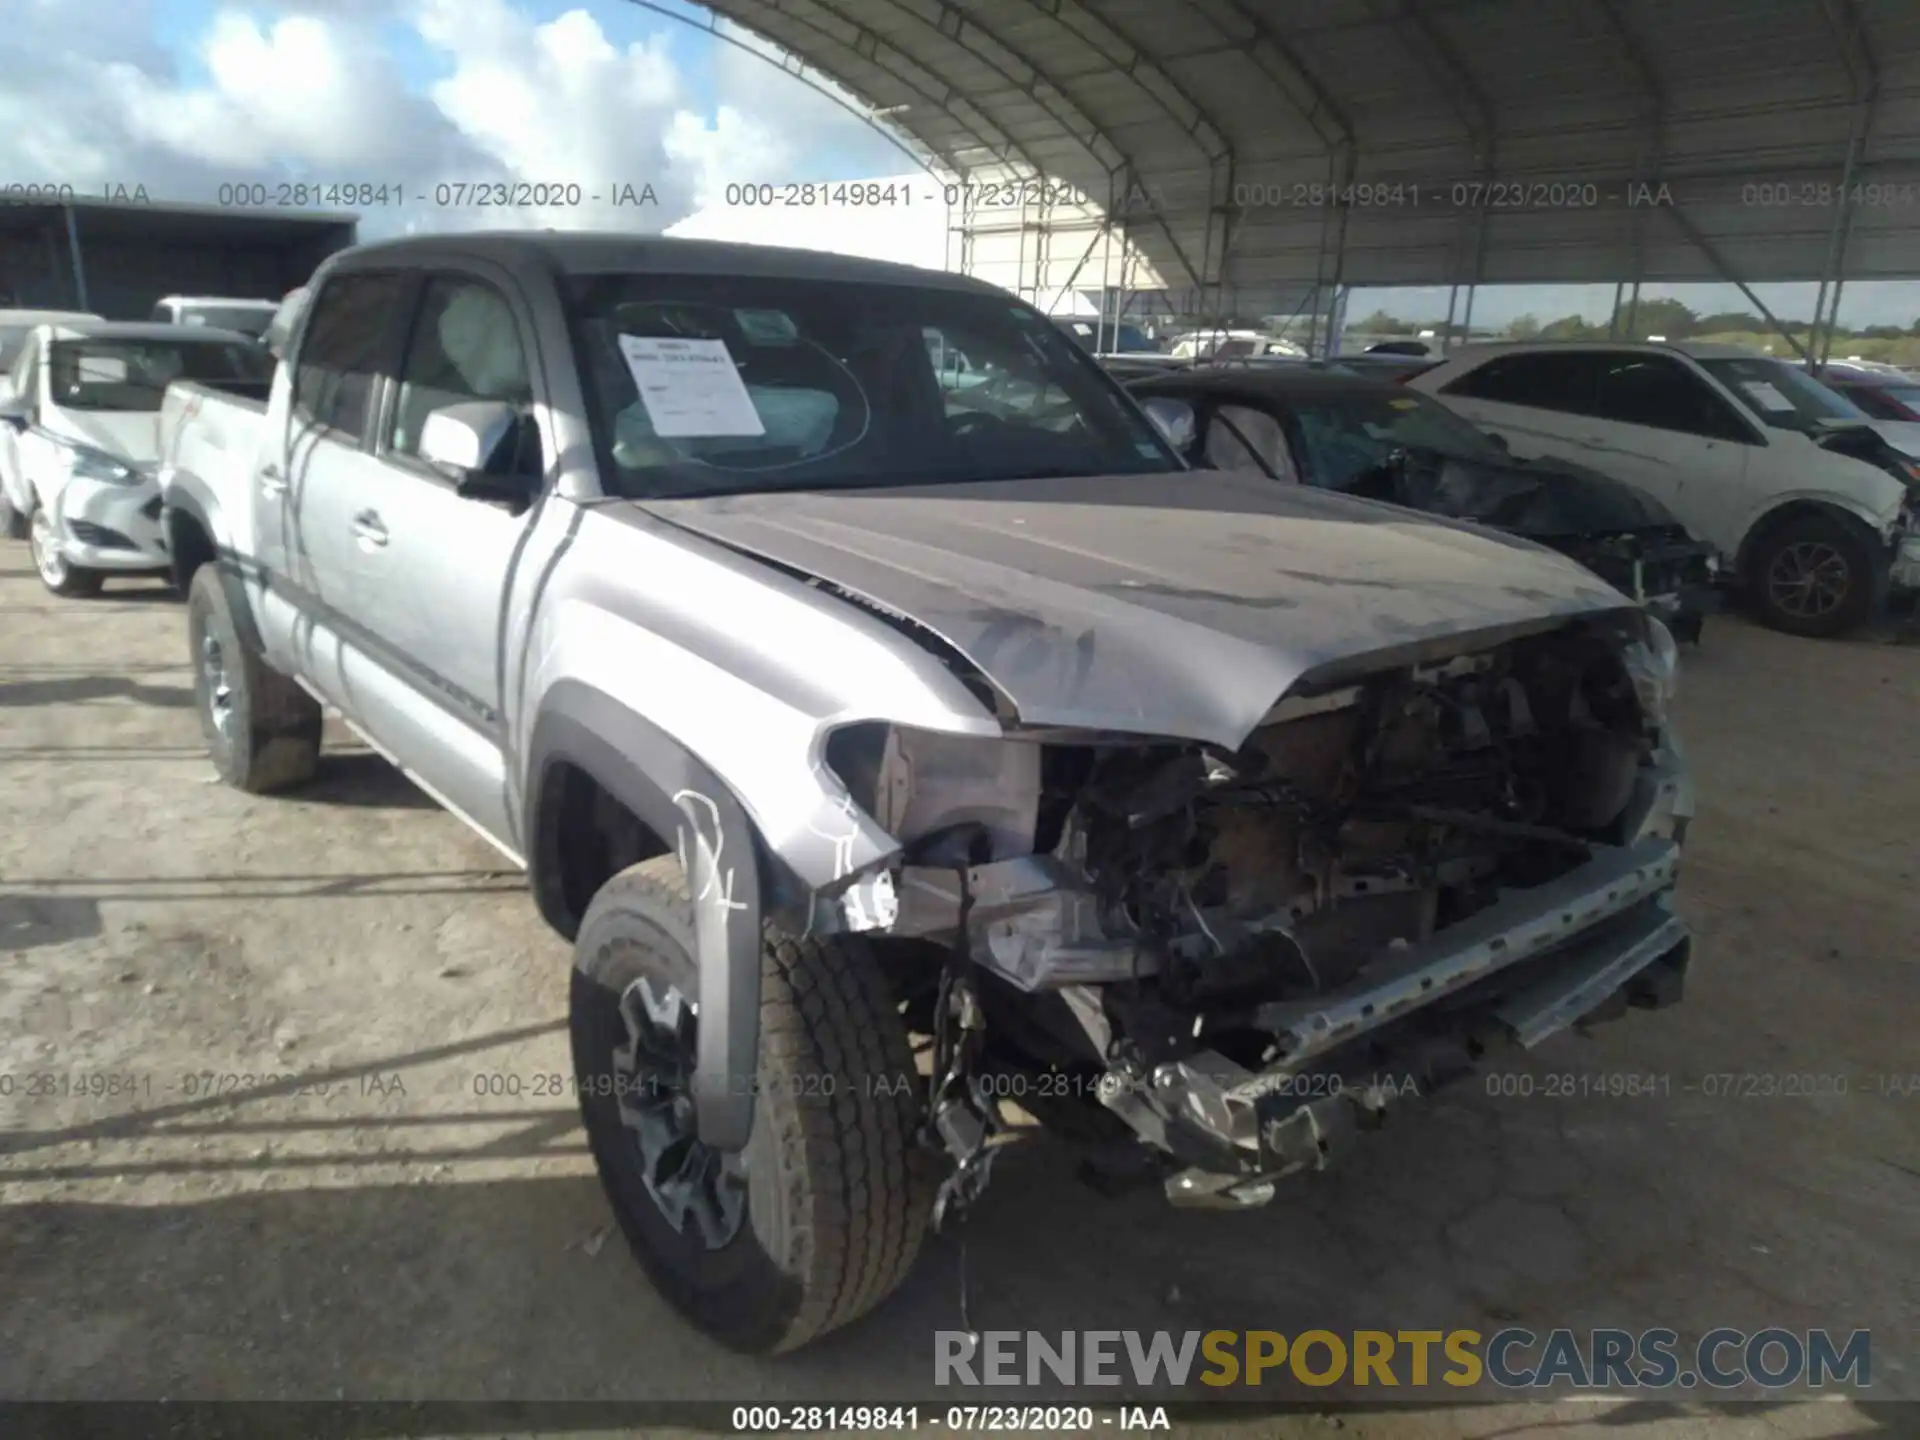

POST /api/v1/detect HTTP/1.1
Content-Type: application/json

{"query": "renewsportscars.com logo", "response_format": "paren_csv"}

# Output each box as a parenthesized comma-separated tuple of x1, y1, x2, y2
(935, 1328, 1872, 1392)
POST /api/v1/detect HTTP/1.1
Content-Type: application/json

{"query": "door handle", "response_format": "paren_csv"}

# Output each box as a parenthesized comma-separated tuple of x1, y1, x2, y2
(351, 509, 388, 546)
(259, 463, 287, 495)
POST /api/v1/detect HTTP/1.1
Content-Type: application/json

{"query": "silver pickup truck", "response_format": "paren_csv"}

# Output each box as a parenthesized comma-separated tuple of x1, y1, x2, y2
(158, 232, 1694, 1355)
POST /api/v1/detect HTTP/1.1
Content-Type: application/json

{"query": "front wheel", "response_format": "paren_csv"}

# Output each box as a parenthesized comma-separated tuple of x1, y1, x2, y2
(28, 501, 101, 597)
(1747, 511, 1884, 639)
(571, 856, 932, 1354)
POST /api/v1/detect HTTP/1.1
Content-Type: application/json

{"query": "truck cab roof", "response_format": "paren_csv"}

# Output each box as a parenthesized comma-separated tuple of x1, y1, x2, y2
(327, 230, 1001, 294)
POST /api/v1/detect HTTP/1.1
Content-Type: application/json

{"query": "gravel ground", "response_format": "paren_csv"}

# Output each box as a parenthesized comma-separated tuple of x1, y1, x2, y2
(0, 561, 1914, 1440)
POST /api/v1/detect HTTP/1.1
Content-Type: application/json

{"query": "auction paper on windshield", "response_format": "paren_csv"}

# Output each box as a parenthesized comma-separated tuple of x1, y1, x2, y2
(1739, 380, 1795, 412)
(618, 335, 765, 438)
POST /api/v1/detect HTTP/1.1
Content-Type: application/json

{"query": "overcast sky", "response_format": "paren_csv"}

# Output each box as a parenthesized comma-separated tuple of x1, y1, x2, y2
(5, 0, 1914, 331)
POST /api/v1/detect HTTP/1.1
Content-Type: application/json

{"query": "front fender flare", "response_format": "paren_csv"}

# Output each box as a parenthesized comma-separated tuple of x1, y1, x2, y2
(527, 679, 763, 1150)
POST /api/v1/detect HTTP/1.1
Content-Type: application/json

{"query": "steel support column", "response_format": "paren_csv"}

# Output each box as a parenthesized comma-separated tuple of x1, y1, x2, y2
(62, 206, 88, 311)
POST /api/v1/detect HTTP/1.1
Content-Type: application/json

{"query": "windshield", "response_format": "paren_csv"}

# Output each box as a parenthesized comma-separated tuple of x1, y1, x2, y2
(176, 305, 275, 338)
(568, 273, 1180, 499)
(48, 338, 274, 412)
(1289, 387, 1506, 486)
(1699, 357, 1867, 432)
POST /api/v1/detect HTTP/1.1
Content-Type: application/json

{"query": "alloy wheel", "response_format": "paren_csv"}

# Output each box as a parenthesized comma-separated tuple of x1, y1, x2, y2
(612, 974, 747, 1249)
(199, 628, 236, 742)
(29, 507, 67, 589)
(1766, 540, 1850, 620)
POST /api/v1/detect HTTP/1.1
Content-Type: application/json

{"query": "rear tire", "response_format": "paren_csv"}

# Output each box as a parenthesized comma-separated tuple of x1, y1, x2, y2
(1746, 511, 1883, 639)
(28, 500, 102, 597)
(571, 856, 932, 1354)
(187, 566, 322, 793)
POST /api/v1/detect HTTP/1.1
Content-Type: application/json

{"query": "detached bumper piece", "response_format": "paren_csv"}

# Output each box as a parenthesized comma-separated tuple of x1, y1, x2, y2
(1096, 837, 1689, 1207)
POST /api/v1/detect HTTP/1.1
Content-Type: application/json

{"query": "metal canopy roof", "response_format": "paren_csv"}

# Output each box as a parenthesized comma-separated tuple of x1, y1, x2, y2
(699, 0, 1920, 304)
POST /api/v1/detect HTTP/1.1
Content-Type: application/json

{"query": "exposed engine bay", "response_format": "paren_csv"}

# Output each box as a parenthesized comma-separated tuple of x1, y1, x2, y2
(825, 616, 1692, 1212)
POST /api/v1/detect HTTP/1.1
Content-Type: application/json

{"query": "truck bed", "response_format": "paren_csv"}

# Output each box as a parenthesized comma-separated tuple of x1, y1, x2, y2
(158, 379, 272, 565)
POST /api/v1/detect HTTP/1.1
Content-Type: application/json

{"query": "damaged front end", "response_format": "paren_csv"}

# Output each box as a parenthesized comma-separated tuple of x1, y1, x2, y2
(815, 610, 1692, 1210)
(1558, 530, 1720, 644)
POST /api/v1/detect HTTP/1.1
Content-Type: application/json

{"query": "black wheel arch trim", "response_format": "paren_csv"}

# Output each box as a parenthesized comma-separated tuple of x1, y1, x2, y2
(528, 678, 765, 1151)
(160, 491, 220, 593)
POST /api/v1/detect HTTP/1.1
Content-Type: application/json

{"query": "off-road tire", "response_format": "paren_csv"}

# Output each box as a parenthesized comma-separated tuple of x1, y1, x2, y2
(1746, 510, 1884, 639)
(571, 856, 933, 1354)
(28, 500, 102, 596)
(187, 566, 322, 793)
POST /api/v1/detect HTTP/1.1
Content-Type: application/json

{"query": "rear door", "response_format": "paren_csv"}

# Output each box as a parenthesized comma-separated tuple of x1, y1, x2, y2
(266, 269, 415, 704)
(1427, 351, 1610, 466)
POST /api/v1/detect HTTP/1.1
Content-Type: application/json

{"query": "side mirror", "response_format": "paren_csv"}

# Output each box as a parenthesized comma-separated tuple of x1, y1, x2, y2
(419, 400, 536, 506)
(265, 286, 308, 362)
(1140, 396, 1196, 456)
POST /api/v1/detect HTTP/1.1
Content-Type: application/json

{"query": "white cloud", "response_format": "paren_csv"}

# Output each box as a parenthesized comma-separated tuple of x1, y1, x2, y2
(0, 0, 913, 239)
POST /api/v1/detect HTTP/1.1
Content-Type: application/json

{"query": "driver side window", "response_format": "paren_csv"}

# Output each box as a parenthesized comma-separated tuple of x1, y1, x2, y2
(388, 274, 537, 474)
(1210, 404, 1295, 480)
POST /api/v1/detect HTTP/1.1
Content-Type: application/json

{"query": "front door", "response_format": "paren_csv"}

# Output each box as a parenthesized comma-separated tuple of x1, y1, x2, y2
(330, 267, 547, 849)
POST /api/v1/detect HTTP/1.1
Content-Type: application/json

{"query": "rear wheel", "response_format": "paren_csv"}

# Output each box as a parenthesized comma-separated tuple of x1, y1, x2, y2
(28, 501, 102, 597)
(1747, 511, 1883, 639)
(187, 566, 322, 792)
(571, 856, 932, 1354)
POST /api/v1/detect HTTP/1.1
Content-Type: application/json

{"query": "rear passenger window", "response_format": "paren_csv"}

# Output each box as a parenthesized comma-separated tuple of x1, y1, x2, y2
(293, 273, 409, 443)
(1441, 352, 1606, 416)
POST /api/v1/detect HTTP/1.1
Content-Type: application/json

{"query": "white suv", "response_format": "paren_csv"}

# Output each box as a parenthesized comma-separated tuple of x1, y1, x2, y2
(1411, 341, 1920, 637)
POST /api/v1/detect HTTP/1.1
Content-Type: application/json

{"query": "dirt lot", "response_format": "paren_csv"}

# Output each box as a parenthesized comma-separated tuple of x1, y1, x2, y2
(0, 557, 1915, 1440)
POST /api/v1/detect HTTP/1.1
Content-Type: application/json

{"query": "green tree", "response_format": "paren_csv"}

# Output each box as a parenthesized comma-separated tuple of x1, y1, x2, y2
(1614, 296, 1700, 339)
(1354, 309, 1415, 334)
(1504, 313, 1542, 340)
(1539, 314, 1604, 340)
(1694, 310, 1764, 334)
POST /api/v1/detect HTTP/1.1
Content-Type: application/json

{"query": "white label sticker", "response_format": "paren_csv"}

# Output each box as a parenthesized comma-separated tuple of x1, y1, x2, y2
(1739, 380, 1795, 411)
(77, 356, 128, 383)
(618, 335, 764, 438)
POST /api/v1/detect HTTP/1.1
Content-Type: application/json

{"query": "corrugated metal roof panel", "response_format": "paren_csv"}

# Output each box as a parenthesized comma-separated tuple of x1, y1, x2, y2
(702, 0, 1920, 293)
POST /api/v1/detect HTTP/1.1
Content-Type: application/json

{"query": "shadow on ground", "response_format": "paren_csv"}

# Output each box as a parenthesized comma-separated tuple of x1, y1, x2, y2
(0, 675, 193, 708)
(292, 750, 441, 810)
(0, 894, 103, 952)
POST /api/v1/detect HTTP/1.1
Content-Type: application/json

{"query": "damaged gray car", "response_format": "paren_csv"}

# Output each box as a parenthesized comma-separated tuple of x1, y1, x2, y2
(162, 233, 1694, 1357)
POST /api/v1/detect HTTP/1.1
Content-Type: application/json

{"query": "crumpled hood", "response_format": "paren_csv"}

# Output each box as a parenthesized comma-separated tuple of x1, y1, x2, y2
(640, 470, 1636, 750)
(45, 408, 163, 466)
(1395, 448, 1685, 536)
